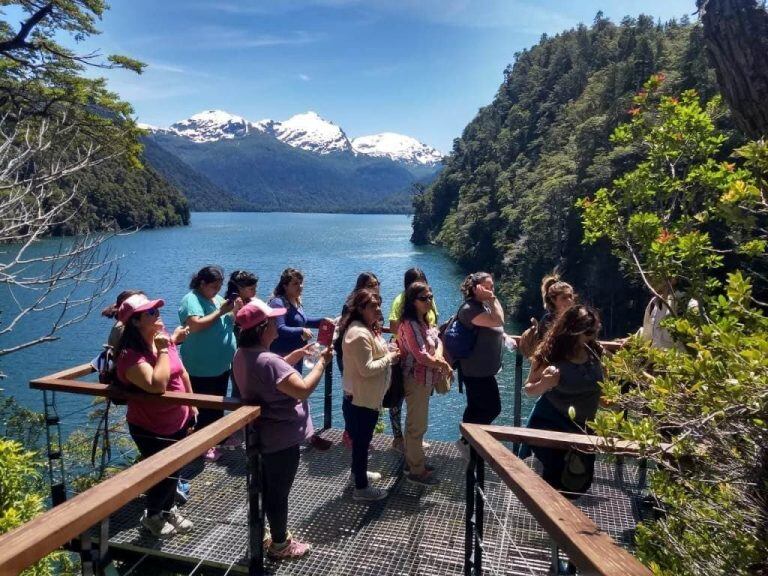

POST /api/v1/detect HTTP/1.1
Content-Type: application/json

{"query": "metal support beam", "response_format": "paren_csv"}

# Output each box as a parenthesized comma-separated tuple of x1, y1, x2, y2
(323, 362, 333, 430)
(513, 350, 523, 453)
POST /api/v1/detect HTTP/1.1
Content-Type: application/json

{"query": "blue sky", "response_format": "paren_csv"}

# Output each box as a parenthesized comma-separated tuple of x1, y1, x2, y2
(65, 0, 695, 152)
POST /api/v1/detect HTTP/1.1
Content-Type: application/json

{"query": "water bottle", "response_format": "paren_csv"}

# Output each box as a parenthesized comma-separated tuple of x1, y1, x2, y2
(503, 333, 517, 352)
(303, 344, 323, 370)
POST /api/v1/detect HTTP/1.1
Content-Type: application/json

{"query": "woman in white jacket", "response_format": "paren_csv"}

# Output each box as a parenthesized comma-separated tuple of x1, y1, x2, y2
(340, 289, 400, 502)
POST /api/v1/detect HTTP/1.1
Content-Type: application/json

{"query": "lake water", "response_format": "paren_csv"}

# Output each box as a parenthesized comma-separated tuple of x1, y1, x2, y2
(1, 212, 529, 441)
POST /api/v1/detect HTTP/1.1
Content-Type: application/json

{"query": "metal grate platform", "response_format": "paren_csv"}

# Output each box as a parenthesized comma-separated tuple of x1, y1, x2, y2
(102, 429, 647, 575)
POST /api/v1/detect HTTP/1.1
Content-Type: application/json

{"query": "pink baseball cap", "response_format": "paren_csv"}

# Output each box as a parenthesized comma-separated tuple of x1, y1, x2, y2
(236, 300, 286, 330)
(117, 294, 165, 323)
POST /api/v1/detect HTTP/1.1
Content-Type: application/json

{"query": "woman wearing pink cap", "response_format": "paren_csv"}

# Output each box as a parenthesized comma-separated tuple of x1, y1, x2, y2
(232, 300, 332, 560)
(115, 293, 197, 539)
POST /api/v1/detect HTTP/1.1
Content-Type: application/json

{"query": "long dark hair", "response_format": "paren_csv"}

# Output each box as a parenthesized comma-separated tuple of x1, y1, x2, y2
(460, 272, 492, 300)
(533, 305, 602, 366)
(273, 268, 304, 304)
(116, 314, 150, 356)
(354, 271, 379, 291)
(400, 281, 430, 324)
(227, 269, 258, 299)
(190, 265, 224, 290)
(403, 267, 426, 290)
(102, 290, 143, 319)
(338, 289, 381, 336)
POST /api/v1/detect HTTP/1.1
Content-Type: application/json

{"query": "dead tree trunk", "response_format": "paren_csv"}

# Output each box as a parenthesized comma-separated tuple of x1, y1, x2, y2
(698, 0, 768, 139)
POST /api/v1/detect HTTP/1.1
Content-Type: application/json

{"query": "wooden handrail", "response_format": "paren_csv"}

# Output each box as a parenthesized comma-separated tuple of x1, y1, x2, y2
(480, 425, 673, 455)
(0, 405, 260, 574)
(31, 366, 245, 410)
(461, 423, 652, 576)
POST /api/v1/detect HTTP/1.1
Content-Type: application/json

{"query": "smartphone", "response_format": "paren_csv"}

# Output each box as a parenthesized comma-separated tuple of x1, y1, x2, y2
(317, 319, 335, 347)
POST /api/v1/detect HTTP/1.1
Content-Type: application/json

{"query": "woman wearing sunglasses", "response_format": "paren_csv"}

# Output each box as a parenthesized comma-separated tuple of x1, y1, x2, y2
(521, 304, 604, 495)
(396, 282, 452, 485)
(115, 294, 197, 538)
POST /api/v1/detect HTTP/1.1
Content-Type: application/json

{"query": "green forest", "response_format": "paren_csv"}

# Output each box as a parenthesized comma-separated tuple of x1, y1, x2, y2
(411, 14, 725, 333)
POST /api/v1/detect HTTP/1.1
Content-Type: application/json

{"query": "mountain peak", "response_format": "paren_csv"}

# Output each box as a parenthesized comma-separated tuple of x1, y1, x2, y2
(352, 132, 443, 166)
(275, 111, 352, 154)
(169, 110, 251, 143)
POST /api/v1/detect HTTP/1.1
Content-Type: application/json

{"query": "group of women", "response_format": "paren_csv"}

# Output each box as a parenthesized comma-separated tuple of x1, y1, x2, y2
(103, 263, 608, 559)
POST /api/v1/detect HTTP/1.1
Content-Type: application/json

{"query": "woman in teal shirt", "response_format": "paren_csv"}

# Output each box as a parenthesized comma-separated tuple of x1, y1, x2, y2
(178, 265, 236, 462)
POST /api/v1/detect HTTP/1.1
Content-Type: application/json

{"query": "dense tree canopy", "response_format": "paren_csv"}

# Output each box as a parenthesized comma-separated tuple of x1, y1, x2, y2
(412, 15, 723, 334)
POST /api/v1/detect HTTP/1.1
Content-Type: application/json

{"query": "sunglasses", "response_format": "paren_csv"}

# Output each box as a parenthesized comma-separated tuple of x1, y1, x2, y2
(144, 308, 160, 317)
(416, 294, 434, 302)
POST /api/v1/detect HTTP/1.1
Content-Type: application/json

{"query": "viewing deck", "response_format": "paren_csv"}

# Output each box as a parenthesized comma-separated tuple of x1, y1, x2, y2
(102, 428, 647, 575)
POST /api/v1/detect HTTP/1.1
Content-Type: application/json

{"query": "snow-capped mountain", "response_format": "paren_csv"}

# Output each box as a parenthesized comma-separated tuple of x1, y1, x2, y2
(168, 110, 252, 143)
(153, 109, 442, 164)
(352, 133, 443, 166)
(267, 111, 353, 154)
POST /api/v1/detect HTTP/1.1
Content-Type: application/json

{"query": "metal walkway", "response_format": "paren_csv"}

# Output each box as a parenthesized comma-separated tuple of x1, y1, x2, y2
(103, 429, 646, 575)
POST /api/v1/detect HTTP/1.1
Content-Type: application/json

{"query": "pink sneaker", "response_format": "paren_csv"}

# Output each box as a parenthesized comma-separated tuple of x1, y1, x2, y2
(204, 446, 222, 462)
(267, 536, 311, 560)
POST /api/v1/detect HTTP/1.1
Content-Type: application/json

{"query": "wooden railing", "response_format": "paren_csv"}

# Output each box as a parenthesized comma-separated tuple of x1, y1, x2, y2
(0, 368, 262, 575)
(460, 423, 663, 576)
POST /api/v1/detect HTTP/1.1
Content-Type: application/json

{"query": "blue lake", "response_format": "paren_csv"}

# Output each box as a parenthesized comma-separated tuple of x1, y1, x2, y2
(1, 212, 530, 441)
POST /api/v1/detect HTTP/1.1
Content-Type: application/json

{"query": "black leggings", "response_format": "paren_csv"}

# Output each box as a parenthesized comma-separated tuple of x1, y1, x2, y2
(461, 375, 502, 425)
(129, 422, 188, 516)
(190, 370, 231, 431)
(349, 404, 379, 489)
(262, 445, 301, 543)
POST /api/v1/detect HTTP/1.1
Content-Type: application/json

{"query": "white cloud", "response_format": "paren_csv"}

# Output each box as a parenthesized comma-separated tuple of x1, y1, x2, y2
(298, 73, 311, 81)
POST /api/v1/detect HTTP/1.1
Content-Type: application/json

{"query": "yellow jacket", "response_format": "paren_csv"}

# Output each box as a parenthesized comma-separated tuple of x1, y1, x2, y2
(342, 321, 392, 410)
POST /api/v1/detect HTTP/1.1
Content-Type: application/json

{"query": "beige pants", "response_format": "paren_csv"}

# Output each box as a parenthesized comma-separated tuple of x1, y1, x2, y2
(403, 373, 432, 475)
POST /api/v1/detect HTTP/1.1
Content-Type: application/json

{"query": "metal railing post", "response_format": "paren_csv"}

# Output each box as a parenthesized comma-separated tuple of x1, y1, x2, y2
(465, 446, 484, 576)
(550, 541, 560, 575)
(43, 391, 67, 506)
(246, 424, 264, 576)
(513, 350, 523, 453)
(323, 362, 333, 430)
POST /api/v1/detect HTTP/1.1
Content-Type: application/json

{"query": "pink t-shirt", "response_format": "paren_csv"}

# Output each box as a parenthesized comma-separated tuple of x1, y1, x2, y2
(116, 343, 191, 436)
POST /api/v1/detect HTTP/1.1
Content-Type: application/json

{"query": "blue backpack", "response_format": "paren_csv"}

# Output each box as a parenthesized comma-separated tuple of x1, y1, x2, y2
(439, 304, 477, 365)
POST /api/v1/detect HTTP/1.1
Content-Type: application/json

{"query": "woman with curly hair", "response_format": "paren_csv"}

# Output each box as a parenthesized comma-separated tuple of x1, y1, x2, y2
(521, 304, 603, 495)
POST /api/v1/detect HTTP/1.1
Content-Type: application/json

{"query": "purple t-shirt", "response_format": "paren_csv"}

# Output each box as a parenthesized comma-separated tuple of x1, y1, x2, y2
(232, 346, 313, 454)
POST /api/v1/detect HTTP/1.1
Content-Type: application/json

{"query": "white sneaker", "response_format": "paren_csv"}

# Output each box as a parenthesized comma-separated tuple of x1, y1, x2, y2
(348, 471, 382, 485)
(141, 511, 176, 538)
(165, 506, 194, 534)
(353, 486, 388, 501)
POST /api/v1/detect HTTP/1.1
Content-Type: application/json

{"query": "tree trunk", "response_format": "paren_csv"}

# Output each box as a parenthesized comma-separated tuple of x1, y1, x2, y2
(699, 0, 768, 139)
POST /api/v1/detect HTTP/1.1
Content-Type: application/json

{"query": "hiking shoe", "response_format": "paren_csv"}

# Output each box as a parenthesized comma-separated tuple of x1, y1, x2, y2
(267, 535, 311, 560)
(391, 437, 405, 453)
(353, 486, 388, 501)
(407, 471, 440, 486)
(348, 471, 382, 486)
(455, 438, 470, 461)
(165, 506, 194, 534)
(141, 511, 175, 539)
(309, 434, 333, 451)
(204, 446, 222, 462)
(342, 430, 353, 449)
(404, 463, 435, 475)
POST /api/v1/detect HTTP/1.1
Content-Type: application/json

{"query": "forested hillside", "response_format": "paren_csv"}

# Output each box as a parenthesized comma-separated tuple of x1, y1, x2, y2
(412, 14, 723, 333)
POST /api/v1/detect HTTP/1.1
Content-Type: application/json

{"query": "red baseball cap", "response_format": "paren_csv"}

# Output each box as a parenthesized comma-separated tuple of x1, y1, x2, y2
(117, 294, 165, 323)
(235, 300, 286, 330)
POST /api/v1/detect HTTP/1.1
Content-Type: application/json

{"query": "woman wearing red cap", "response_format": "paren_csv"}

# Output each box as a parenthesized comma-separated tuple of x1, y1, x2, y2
(115, 294, 197, 539)
(233, 300, 333, 560)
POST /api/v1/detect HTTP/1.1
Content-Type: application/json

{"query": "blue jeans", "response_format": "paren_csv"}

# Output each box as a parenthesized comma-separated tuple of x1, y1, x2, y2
(348, 403, 379, 489)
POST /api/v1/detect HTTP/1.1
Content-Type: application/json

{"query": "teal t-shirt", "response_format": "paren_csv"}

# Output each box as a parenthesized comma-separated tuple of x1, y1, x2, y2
(178, 291, 236, 377)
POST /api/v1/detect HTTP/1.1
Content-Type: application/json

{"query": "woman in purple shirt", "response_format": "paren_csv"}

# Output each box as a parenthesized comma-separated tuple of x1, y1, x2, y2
(233, 300, 333, 560)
